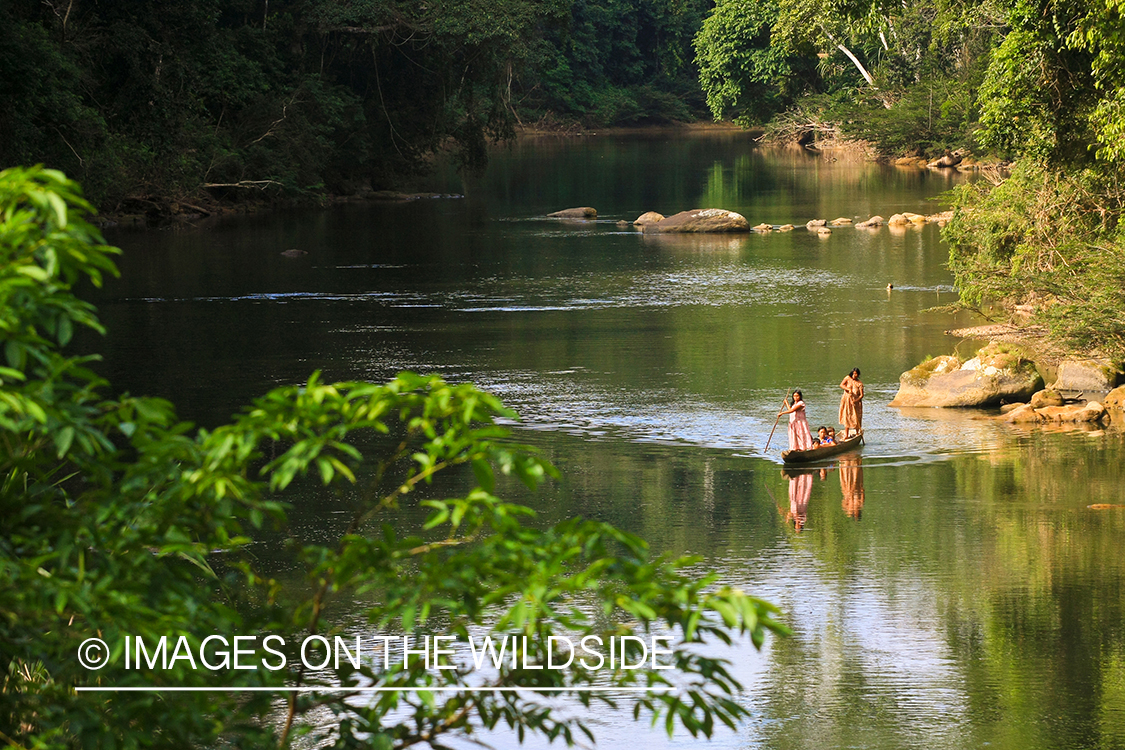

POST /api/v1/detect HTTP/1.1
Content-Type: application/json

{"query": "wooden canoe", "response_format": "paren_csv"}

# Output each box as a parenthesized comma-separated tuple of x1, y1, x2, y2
(782, 431, 863, 464)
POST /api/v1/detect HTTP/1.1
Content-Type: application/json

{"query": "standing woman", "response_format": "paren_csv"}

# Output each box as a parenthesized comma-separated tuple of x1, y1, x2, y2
(839, 368, 864, 438)
(780, 390, 814, 451)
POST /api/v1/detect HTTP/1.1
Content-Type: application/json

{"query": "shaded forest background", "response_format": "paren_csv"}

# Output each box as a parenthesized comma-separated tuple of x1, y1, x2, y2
(3, 0, 1124, 353)
(0, 0, 713, 210)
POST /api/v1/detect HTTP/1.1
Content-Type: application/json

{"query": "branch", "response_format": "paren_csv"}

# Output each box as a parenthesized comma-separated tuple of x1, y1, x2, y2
(201, 180, 282, 190)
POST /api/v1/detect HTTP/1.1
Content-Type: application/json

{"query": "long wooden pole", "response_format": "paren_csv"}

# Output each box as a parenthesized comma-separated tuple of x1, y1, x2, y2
(764, 387, 793, 452)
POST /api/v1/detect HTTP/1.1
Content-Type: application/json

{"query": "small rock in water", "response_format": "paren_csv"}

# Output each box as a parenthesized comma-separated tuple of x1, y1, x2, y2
(280, 248, 307, 258)
(548, 207, 597, 219)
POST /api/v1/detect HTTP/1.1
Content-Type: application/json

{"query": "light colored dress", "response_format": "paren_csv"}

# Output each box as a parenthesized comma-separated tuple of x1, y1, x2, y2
(787, 399, 814, 451)
(839, 376, 864, 432)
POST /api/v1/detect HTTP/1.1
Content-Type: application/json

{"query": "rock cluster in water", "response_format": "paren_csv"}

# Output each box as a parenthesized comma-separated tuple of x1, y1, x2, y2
(891, 341, 1125, 426)
(889, 343, 1044, 408)
(546, 206, 956, 233)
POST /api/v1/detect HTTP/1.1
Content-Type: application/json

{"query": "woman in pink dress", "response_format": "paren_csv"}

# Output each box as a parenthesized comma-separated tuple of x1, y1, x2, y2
(780, 390, 814, 451)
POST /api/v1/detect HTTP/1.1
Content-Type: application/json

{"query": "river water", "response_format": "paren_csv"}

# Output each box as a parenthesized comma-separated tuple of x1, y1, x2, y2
(99, 131, 1125, 750)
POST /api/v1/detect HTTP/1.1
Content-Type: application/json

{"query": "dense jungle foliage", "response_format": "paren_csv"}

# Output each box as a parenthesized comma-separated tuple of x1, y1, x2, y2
(695, 0, 1125, 358)
(3, 0, 1124, 355)
(0, 0, 712, 212)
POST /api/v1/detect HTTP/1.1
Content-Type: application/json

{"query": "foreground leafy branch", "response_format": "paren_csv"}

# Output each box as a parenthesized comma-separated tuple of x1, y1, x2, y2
(0, 166, 787, 750)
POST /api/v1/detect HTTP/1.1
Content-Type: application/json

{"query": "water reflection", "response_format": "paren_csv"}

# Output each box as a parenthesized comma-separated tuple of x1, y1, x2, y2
(780, 454, 867, 531)
(784, 469, 813, 531)
(839, 453, 865, 519)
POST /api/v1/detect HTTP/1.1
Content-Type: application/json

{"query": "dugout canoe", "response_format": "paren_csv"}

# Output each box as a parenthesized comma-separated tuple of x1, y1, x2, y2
(781, 431, 863, 464)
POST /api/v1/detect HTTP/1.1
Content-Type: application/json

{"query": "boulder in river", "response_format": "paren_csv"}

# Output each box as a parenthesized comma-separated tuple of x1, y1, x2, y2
(856, 215, 885, 228)
(1029, 389, 1065, 409)
(754, 223, 774, 232)
(806, 219, 827, 229)
(646, 208, 750, 233)
(927, 150, 964, 168)
(1002, 404, 1044, 423)
(829, 217, 853, 226)
(890, 343, 1044, 407)
(1037, 402, 1107, 423)
(1105, 385, 1125, 410)
(1054, 358, 1122, 392)
(548, 207, 597, 219)
(633, 211, 665, 226)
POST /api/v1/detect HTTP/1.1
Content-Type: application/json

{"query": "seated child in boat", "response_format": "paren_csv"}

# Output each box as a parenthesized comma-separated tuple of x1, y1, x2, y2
(827, 427, 838, 443)
(817, 426, 834, 445)
(811, 438, 821, 448)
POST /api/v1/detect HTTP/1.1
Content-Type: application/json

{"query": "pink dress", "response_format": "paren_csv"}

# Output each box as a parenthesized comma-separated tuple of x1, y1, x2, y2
(787, 399, 814, 451)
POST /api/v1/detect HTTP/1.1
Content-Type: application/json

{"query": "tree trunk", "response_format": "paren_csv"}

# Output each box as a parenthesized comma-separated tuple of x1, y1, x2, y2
(836, 43, 876, 87)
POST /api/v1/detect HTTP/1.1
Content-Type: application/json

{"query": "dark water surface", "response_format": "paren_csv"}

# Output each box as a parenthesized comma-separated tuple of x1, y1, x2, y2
(98, 131, 1125, 750)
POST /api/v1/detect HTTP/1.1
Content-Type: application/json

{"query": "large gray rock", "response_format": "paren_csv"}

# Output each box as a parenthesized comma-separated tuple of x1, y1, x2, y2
(1054, 358, 1121, 392)
(890, 344, 1044, 407)
(646, 208, 750, 233)
(548, 207, 597, 219)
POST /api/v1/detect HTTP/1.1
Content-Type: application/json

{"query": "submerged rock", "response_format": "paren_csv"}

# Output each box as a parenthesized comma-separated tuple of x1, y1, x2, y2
(753, 223, 773, 232)
(890, 343, 1043, 407)
(646, 208, 750, 233)
(548, 207, 597, 219)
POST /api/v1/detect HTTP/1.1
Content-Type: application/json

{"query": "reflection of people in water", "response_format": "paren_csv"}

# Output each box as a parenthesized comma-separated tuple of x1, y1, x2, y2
(786, 471, 813, 531)
(839, 453, 865, 519)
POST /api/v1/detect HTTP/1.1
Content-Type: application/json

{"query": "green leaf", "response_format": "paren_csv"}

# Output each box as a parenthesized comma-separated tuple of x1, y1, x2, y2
(53, 426, 75, 458)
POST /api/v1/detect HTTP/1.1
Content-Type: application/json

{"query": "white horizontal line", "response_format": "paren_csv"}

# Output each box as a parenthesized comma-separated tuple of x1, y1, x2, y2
(76, 686, 677, 693)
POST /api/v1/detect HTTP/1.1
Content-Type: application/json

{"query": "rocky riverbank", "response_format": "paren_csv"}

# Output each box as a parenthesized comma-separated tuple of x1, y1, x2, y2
(889, 337, 1125, 427)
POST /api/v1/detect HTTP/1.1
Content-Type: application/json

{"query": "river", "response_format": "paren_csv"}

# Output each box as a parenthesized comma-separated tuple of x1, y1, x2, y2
(98, 130, 1125, 750)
